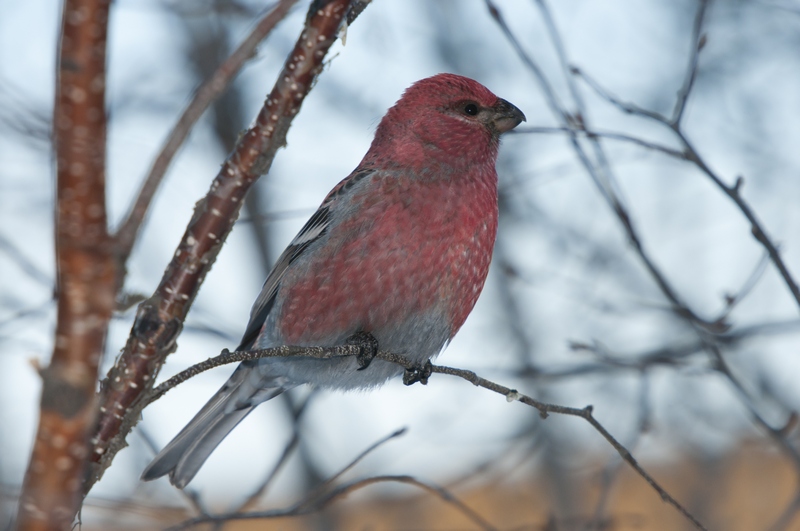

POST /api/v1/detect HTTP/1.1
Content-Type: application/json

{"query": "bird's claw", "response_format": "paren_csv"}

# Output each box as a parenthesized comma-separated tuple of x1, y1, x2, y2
(346, 331, 379, 371)
(403, 360, 432, 386)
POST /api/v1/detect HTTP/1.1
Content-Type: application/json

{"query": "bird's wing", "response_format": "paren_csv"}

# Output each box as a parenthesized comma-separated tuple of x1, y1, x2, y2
(236, 168, 376, 350)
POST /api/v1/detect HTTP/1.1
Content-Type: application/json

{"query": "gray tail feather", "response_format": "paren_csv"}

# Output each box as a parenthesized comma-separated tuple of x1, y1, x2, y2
(141, 367, 287, 488)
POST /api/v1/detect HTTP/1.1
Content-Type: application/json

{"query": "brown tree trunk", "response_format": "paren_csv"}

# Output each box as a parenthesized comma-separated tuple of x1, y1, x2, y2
(15, 0, 114, 529)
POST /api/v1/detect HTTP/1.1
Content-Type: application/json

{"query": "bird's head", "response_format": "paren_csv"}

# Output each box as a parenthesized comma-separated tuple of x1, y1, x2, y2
(365, 73, 526, 172)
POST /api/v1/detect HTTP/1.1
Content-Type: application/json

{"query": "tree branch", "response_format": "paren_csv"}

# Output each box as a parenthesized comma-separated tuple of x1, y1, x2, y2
(573, 63, 800, 314)
(144, 344, 708, 531)
(114, 0, 300, 264)
(15, 0, 114, 529)
(671, 0, 709, 125)
(84, 0, 360, 496)
(487, 0, 722, 333)
(168, 475, 497, 531)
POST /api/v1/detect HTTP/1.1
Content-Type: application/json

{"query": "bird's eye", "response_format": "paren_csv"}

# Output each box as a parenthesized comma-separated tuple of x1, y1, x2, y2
(463, 103, 479, 116)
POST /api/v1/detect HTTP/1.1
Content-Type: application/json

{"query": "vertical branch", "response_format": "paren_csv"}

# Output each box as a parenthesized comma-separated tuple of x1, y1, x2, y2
(84, 0, 357, 495)
(16, 0, 113, 529)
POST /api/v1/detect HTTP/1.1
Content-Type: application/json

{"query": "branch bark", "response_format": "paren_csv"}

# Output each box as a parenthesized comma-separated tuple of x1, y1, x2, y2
(16, 0, 114, 529)
(84, 0, 358, 495)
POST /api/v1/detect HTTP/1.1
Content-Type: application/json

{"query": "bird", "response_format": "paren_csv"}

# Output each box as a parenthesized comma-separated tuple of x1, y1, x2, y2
(141, 73, 525, 488)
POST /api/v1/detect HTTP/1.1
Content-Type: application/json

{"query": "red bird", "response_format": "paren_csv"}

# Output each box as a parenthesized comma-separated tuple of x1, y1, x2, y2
(142, 73, 525, 488)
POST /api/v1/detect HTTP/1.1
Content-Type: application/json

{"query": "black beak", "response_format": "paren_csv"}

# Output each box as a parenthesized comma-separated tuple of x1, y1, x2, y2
(492, 98, 526, 134)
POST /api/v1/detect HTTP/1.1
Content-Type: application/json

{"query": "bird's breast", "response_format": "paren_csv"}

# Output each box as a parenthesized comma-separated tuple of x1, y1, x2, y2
(276, 172, 498, 353)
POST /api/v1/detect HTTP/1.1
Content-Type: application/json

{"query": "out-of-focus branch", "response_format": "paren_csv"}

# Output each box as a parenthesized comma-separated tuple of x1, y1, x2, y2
(235, 406, 304, 512)
(709, 345, 800, 470)
(114, 0, 299, 265)
(15, 0, 114, 529)
(140, 345, 708, 531)
(168, 429, 420, 531)
(85, 0, 360, 495)
(486, 0, 722, 334)
(671, 0, 709, 125)
(573, 61, 800, 313)
(433, 365, 705, 530)
(511, 126, 686, 159)
(168, 475, 496, 531)
(0, 234, 52, 288)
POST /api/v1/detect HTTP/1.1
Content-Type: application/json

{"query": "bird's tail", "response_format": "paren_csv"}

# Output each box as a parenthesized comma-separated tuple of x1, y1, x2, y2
(141, 363, 289, 489)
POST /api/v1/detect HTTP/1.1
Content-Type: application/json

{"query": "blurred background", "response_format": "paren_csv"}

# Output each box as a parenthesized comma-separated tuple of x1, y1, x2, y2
(2, 0, 800, 529)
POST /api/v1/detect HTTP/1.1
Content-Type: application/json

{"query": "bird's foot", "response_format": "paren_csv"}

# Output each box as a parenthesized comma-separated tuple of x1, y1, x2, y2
(403, 360, 432, 386)
(347, 331, 379, 371)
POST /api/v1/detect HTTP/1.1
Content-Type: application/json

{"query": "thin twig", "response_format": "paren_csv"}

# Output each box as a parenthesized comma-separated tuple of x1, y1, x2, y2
(709, 346, 800, 471)
(142, 345, 367, 407)
(433, 364, 706, 530)
(484, 0, 566, 118)
(676, 130, 800, 311)
(146, 345, 707, 531)
(312, 428, 407, 492)
(574, 58, 800, 314)
(671, 0, 710, 125)
(235, 430, 300, 513)
(167, 475, 497, 531)
(511, 126, 686, 159)
(488, 0, 720, 333)
(589, 371, 651, 528)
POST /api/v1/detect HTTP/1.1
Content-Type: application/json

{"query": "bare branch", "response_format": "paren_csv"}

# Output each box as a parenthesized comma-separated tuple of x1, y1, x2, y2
(511, 126, 687, 159)
(572, 66, 668, 122)
(488, 1, 722, 333)
(671, 0, 710, 125)
(142, 344, 707, 530)
(677, 132, 800, 311)
(85, 0, 362, 495)
(484, 0, 566, 119)
(709, 346, 800, 471)
(15, 0, 114, 528)
(575, 64, 800, 313)
(141, 345, 367, 407)
(235, 413, 304, 512)
(431, 365, 707, 530)
(168, 475, 497, 531)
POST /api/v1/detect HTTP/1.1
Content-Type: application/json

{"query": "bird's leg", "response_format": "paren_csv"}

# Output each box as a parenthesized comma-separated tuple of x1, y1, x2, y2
(403, 360, 432, 386)
(347, 331, 379, 370)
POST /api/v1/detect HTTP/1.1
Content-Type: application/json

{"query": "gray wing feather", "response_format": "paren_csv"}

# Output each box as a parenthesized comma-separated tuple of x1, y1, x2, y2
(141, 367, 287, 487)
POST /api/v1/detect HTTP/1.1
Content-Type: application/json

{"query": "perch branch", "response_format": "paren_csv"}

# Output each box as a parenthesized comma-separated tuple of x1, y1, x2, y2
(145, 344, 708, 531)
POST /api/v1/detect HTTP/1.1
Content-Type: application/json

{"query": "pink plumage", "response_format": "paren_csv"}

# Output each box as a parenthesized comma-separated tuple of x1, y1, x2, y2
(142, 73, 525, 488)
